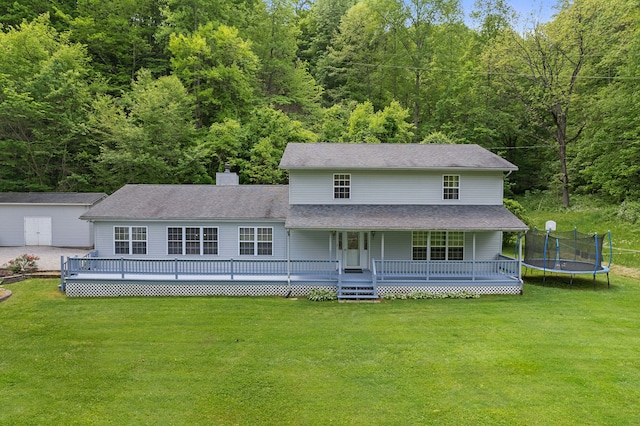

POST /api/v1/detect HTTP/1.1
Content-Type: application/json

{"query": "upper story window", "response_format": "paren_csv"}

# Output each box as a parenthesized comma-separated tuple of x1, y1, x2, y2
(167, 227, 218, 255)
(114, 226, 147, 255)
(334, 173, 351, 199)
(239, 227, 273, 256)
(443, 175, 460, 200)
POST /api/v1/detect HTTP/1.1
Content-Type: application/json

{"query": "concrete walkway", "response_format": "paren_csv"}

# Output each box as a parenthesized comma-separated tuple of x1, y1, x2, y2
(0, 246, 91, 271)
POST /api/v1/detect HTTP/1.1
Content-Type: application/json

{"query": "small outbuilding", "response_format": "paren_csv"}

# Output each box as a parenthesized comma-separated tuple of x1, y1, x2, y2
(0, 192, 106, 248)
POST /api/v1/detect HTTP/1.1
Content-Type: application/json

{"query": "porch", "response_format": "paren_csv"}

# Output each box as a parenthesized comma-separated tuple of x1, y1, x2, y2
(61, 255, 522, 298)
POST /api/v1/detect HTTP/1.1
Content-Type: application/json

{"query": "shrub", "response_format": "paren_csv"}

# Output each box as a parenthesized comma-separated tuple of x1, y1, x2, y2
(4, 254, 40, 274)
(381, 291, 479, 300)
(616, 200, 640, 224)
(503, 198, 533, 245)
(307, 289, 337, 302)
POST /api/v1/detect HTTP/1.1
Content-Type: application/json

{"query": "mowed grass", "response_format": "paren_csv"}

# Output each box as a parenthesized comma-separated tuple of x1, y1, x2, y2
(2, 277, 640, 425)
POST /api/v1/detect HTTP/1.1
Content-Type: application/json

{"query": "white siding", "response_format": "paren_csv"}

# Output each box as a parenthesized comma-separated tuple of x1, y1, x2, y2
(92, 223, 505, 264)
(93, 221, 287, 259)
(289, 170, 504, 205)
(474, 231, 503, 260)
(0, 205, 94, 247)
(288, 230, 331, 260)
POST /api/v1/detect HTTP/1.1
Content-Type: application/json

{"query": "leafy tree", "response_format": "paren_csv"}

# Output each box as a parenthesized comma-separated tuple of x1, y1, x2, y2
(471, 0, 517, 41)
(298, 0, 357, 77)
(67, 0, 167, 92)
(91, 70, 210, 192)
(248, 0, 322, 114)
(203, 106, 318, 184)
(574, 0, 640, 201)
(320, 1, 390, 107)
(484, 0, 630, 207)
(342, 101, 415, 143)
(317, 103, 351, 141)
(169, 23, 260, 128)
(0, 14, 96, 191)
(158, 0, 257, 37)
(384, 0, 462, 132)
(0, 0, 76, 30)
(420, 131, 456, 144)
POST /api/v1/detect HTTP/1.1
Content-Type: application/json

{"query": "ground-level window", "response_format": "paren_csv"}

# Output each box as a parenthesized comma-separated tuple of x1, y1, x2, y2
(412, 231, 464, 260)
(167, 227, 218, 255)
(239, 227, 273, 256)
(334, 173, 351, 199)
(412, 231, 428, 260)
(114, 226, 147, 255)
(443, 175, 460, 200)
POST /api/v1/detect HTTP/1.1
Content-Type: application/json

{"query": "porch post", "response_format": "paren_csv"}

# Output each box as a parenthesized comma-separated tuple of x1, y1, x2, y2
(329, 231, 333, 266)
(518, 232, 523, 283)
(381, 232, 385, 279)
(472, 232, 476, 281)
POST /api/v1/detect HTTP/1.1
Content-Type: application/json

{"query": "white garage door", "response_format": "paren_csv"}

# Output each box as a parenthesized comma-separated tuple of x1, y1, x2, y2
(24, 217, 52, 246)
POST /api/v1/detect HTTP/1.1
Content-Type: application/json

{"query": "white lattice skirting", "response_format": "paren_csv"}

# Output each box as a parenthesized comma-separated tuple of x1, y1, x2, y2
(64, 280, 521, 297)
(377, 285, 522, 295)
(64, 281, 337, 297)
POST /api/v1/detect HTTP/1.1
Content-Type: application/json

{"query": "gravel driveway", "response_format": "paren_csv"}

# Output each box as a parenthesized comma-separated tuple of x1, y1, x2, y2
(0, 246, 91, 271)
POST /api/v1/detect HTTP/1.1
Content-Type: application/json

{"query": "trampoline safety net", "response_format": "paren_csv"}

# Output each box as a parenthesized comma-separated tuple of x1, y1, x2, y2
(524, 229, 608, 272)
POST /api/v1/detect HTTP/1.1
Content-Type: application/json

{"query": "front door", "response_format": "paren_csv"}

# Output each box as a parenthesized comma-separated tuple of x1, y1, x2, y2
(339, 231, 368, 270)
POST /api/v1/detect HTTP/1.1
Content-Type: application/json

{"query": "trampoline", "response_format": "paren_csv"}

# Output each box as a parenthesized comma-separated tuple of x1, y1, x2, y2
(521, 228, 612, 288)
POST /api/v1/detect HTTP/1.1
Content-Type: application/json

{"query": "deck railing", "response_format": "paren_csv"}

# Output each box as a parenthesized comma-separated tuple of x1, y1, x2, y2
(373, 257, 520, 281)
(63, 256, 340, 280)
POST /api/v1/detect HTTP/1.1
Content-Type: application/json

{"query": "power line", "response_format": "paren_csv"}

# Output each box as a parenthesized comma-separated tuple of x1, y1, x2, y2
(484, 139, 636, 151)
(343, 61, 640, 81)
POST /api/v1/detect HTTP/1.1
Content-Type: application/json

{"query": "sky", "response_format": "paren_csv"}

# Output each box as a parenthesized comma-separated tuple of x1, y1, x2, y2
(460, 0, 559, 29)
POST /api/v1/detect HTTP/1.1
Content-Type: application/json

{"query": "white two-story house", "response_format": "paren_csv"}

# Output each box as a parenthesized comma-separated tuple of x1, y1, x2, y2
(62, 143, 528, 298)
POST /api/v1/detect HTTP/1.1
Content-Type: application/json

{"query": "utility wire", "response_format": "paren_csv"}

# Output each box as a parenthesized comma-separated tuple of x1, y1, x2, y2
(342, 61, 640, 81)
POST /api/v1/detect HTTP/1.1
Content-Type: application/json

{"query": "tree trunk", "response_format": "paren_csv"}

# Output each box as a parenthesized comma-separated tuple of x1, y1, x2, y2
(559, 141, 570, 208)
(413, 70, 420, 130)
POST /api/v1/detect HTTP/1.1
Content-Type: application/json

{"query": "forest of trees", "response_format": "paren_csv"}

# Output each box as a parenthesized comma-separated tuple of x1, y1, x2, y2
(0, 0, 638, 207)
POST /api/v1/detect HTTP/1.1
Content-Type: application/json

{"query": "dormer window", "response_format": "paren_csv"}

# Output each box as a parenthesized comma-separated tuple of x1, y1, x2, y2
(443, 175, 460, 200)
(334, 173, 351, 199)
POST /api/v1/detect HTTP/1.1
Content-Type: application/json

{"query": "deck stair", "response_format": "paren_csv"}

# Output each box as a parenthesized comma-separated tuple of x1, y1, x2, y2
(337, 272, 378, 299)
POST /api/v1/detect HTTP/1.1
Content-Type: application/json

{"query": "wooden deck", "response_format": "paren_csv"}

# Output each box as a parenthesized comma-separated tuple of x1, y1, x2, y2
(61, 256, 523, 298)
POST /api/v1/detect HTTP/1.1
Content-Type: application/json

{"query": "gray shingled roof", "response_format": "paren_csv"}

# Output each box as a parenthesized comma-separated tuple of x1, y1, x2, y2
(285, 205, 528, 231)
(80, 185, 289, 221)
(279, 143, 518, 171)
(0, 192, 106, 205)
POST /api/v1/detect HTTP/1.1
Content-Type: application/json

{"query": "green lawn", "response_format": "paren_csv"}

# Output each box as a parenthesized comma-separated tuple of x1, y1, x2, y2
(2, 277, 639, 425)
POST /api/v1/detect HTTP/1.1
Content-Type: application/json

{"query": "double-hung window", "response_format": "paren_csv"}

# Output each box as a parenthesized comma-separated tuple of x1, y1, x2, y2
(239, 227, 273, 256)
(443, 175, 460, 200)
(114, 226, 147, 255)
(167, 227, 218, 255)
(412, 231, 428, 260)
(412, 231, 464, 261)
(333, 173, 351, 199)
